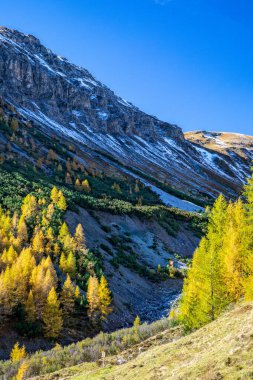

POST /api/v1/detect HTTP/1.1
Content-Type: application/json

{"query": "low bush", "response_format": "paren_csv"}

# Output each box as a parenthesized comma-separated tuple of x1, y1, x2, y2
(0, 318, 173, 379)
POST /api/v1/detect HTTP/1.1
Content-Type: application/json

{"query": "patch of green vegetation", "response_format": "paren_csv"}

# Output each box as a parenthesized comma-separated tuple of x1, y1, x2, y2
(0, 165, 206, 237)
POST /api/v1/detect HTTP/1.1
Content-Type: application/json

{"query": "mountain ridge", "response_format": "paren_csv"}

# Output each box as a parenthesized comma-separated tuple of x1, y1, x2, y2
(0, 26, 252, 204)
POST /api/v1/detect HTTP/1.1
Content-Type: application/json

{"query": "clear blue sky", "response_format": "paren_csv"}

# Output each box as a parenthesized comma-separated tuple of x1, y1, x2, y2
(1, 0, 253, 135)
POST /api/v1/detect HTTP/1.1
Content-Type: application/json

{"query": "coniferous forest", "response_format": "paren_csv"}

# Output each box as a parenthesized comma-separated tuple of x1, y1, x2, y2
(0, 186, 112, 341)
(178, 172, 253, 330)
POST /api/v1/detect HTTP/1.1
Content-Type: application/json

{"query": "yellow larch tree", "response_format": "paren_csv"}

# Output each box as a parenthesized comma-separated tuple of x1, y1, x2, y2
(74, 223, 86, 252)
(98, 275, 112, 320)
(56, 191, 67, 211)
(32, 229, 45, 260)
(61, 274, 75, 322)
(42, 287, 63, 339)
(87, 275, 100, 321)
(10, 342, 26, 362)
(25, 290, 36, 323)
(50, 186, 60, 204)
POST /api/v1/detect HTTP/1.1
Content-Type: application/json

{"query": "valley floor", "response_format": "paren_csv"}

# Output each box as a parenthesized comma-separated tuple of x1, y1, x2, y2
(35, 302, 253, 380)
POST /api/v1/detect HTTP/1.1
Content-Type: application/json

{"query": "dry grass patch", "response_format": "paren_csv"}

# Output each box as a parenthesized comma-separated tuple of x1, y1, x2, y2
(40, 302, 253, 380)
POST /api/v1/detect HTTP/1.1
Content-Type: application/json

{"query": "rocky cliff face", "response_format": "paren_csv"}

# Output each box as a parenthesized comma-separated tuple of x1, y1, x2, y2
(0, 26, 181, 141)
(0, 26, 252, 203)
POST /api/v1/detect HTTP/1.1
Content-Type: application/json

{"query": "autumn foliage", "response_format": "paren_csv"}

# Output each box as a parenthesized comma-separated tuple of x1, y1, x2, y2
(178, 171, 253, 331)
(0, 186, 112, 339)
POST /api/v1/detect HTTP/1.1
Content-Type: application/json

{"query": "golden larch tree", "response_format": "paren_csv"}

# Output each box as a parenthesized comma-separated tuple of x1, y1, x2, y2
(43, 287, 63, 339)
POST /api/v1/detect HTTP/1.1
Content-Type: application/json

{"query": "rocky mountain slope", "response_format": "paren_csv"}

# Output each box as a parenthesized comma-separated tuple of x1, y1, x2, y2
(36, 302, 253, 380)
(185, 131, 253, 184)
(0, 26, 252, 206)
(66, 206, 199, 329)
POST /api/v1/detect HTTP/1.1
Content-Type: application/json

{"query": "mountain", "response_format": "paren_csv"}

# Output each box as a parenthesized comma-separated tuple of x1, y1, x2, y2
(0, 26, 252, 361)
(185, 131, 253, 184)
(0, 27, 207, 342)
(0, 26, 252, 208)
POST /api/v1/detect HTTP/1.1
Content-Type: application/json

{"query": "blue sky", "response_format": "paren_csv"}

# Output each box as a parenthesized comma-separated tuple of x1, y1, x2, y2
(1, 0, 253, 135)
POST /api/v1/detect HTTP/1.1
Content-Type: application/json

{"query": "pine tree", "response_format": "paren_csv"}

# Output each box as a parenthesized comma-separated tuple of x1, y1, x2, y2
(50, 186, 60, 204)
(81, 179, 91, 193)
(74, 285, 81, 301)
(17, 218, 28, 244)
(43, 287, 63, 339)
(42, 257, 58, 295)
(21, 194, 37, 221)
(12, 212, 18, 235)
(66, 252, 76, 277)
(61, 275, 75, 322)
(59, 252, 67, 273)
(18, 248, 36, 283)
(98, 275, 112, 320)
(53, 242, 60, 257)
(10, 342, 26, 362)
(74, 224, 86, 252)
(30, 264, 47, 318)
(75, 178, 81, 190)
(134, 181, 140, 193)
(57, 193, 67, 211)
(47, 149, 58, 162)
(223, 200, 249, 302)
(57, 163, 63, 172)
(59, 222, 70, 242)
(63, 234, 76, 253)
(134, 315, 141, 331)
(32, 230, 45, 260)
(178, 195, 229, 330)
(46, 204, 55, 222)
(25, 290, 36, 323)
(87, 275, 100, 321)
(45, 228, 54, 252)
(1, 246, 18, 265)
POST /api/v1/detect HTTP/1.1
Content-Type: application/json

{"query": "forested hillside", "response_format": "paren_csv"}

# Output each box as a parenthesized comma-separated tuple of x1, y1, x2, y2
(177, 172, 253, 330)
(0, 186, 112, 340)
(0, 171, 252, 379)
(0, 98, 205, 362)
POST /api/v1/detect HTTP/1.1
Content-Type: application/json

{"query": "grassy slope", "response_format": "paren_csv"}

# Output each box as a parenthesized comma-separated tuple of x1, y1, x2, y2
(37, 302, 253, 380)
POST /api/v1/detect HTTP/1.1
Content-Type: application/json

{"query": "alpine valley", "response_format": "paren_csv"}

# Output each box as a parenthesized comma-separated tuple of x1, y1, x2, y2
(0, 27, 252, 380)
